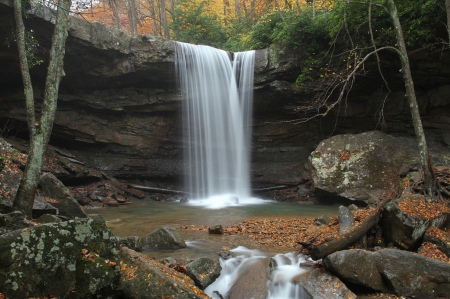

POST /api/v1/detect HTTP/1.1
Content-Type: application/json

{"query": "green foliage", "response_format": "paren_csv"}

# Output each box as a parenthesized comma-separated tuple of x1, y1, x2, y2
(328, 0, 447, 50)
(171, 0, 227, 48)
(4, 29, 44, 68)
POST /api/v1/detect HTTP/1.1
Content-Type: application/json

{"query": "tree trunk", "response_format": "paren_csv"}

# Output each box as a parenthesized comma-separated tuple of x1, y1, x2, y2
(446, 0, 450, 42)
(223, 0, 228, 26)
(384, 0, 438, 199)
(128, 0, 138, 36)
(160, 0, 169, 38)
(235, 0, 242, 21)
(12, 0, 72, 219)
(273, 0, 286, 24)
(110, 0, 121, 29)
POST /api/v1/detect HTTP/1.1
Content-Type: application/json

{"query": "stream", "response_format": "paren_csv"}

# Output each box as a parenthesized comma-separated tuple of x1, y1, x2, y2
(86, 200, 337, 259)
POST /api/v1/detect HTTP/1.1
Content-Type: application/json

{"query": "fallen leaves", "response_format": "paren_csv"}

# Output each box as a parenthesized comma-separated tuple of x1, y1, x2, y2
(419, 242, 450, 263)
(397, 195, 450, 219)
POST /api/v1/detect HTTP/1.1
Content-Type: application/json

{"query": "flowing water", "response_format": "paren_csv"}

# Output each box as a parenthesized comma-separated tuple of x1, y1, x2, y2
(176, 42, 258, 206)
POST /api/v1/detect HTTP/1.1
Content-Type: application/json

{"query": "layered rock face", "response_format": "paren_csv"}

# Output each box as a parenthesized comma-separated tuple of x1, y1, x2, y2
(1, 0, 450, 189)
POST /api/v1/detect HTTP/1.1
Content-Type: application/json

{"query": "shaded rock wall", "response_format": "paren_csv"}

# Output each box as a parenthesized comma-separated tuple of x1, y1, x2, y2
(1, 0, 450, 189)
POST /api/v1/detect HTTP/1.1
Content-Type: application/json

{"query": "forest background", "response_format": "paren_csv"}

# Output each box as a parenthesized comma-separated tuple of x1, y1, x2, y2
(79, 0, 448, 87)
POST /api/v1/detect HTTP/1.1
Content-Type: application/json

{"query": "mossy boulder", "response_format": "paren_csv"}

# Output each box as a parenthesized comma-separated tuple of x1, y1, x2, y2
(140, 226, 187, 249)
(0, 217, 120, 298)
(118, 247, 209, 299)
(310, 131, 425, 205)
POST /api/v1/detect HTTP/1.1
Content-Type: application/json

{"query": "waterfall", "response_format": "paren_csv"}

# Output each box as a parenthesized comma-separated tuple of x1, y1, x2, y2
(175, 42, 258, 208)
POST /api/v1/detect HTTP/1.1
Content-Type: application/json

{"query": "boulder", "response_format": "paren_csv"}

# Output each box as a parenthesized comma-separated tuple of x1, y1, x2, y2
(185, 257, 221, 290)
(32, 195, 59, 219)
(140, 226, 187, 249)
(423, 227, 450, 258)
(381, 194, 449, 249)
(338, 206, 355, 235)
(34, 213, 62, 224)
(309, 131, 446, 205)
(292, 268, 356, 299)
(227, 257, 271, 299)
(0, 211, 35, 235)
(317, 214, 332, 225)
(323, 249, 450, 298)
(38, 172, 88, 219)
(117, 235, 142, 251)
(208, 224, 223, 234)
(118, 247, 209, 299)
(0, 217, 120, 299)
(100, 198, 120, 207)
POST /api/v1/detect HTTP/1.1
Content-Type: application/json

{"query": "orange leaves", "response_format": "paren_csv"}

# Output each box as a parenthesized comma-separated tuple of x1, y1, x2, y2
(42, 196, 61, 204)
(419, 242, 450, 264)
(105, 259, 117, 267)
(81, 248, 98, 263)
(397, 195, 449, 219)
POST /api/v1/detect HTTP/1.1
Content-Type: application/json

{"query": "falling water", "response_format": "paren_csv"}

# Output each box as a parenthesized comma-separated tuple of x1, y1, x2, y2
(175, 42, 260, 208)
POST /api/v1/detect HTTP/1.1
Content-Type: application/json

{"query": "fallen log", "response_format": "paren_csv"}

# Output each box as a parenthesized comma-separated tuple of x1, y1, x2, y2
(309, 195, 393, 261)
(252, 185, 288, 192)
(128, 185, 189, 195)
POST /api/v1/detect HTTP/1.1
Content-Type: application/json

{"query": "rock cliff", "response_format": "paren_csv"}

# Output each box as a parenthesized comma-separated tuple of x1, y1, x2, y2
(1, 0, 450, 190)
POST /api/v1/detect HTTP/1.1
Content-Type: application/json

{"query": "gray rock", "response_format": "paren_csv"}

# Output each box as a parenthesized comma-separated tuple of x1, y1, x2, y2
(323, 249, 450, 298)
(140, 226, 187, 249)
(32, 195, 58, 219)
(0, 211, 35, 235)
(0, 217, 120, 299)
(227, 257, 271, 299)
(423, 227, 450, 258)
(381, 194, 448, 249)
(186, 257, 221, 290)
(309, 131, 449, 205)
(34, 214, 62, 224)
(208, 224, 223, 234)
(317, 214, 332, 225)
(117, 235, 142, 251)
(292, 268, 356, 299)
(38, 172, 88, 219)
(338, 206, 355, 235)
(348, 204, 358, 212)
(118, 247, 207, 299)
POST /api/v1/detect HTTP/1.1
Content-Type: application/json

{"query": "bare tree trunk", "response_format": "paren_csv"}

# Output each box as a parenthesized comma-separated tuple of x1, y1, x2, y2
(223, 0, 228, 26)
(235, 0, 242, 22)
(251, 0, 255, 25)
(384, 0, 438, 198)
(160, 0, 169, 38)
(273, 0, 286, 24)
(128, 0, 138, 36)
(12, 0, 72, 219)
(446, 0, 450, 42)
(110, 0, 121, 29)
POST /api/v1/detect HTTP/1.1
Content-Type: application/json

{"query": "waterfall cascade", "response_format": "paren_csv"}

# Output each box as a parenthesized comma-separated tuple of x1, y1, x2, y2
(175, 42, 262, 208)
(205, 247, 311, 299)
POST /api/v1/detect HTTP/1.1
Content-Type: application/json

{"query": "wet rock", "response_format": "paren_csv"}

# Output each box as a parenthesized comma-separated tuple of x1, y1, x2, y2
(180, 197, 189, 203)
(118, 248, 208, 299)
(292, 268, 356, 299)
(381, 194, 448, 249)
(140, 226, 187, 249)
(100, 198, 120, 207)
(185, 257, 221, 290)
(338, 206, 355, 235)
(218, 250, 233, 260)
(317, 214, 332, 225)
(309, 131, 449, 205)
(74, 194, 90, 206)
(112, 193, 127, 204)
(208, 225, 223, 234)
(227, 257, 271, 299)
(348, 204, 358, 212)
(0, 211, 35, 235)
(323, 249, 450, 298)
(117, 235, 142, 252)
(34, 214, 62, 224)
(38, 172, 88, 219)
(0, 217, 120, 299)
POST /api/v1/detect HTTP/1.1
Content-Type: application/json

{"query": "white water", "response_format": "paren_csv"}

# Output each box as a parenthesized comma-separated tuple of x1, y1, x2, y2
(205, 246, 311, 299)
(175, 43, 264, 209)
